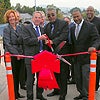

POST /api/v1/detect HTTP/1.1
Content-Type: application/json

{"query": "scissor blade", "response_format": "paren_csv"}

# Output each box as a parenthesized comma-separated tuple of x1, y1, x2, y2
(55, 41, 66, 53)
(57, 54, 71, 66)
(60, 57, 71, 66)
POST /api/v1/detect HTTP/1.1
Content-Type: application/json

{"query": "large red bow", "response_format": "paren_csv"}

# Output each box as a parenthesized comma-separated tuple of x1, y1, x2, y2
(31, 50, 60, 90)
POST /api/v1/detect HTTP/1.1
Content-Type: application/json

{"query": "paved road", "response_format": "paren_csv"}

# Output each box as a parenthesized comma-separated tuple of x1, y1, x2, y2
(0, 41, 100, 100)
(20, 85, 100, 100)
(0, 66, 100, 100)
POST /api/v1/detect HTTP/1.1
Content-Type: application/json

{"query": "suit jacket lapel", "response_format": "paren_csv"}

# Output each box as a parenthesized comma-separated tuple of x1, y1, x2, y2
(29, 24, 37, 37)
(71, 25, 76, 43)
(40, 27, 44, 35)
(76, 21, 86, 40)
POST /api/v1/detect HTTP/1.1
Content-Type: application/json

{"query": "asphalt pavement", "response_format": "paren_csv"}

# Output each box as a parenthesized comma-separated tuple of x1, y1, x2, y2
(0, 41, 100, 100)
(0, 64, 100, 100)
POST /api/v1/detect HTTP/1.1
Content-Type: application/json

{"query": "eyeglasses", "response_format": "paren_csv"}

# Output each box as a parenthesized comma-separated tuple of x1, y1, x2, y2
(47, 13, 55, 18)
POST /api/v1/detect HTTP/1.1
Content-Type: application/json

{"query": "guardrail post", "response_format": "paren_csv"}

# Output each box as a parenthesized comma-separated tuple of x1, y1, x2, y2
(88, 51, 97, 100)
(5, 52, 15, 100)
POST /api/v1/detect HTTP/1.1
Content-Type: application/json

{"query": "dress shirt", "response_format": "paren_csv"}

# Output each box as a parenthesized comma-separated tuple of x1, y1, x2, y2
(75, 19, 84, 39)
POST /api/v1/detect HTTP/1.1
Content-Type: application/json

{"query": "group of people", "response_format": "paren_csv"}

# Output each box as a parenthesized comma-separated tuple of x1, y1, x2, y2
(3, 5, 100, 100)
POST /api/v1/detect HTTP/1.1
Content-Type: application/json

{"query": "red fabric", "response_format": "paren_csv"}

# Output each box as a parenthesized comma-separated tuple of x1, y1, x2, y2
(31, 50, 60, 90)
(44, 35, 52, 48)
(38, 68, 59, 90)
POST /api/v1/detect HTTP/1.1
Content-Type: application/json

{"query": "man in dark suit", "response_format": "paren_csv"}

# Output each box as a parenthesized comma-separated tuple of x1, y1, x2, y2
(44, 7, 69, 100)
(86, 6, 100, 91)
(22, 11, 47, 100)
(15, 10, 27, 90)
(70, 9, 100, 100)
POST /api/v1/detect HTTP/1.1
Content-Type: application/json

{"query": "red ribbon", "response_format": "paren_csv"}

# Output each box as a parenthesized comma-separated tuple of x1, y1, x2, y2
(1, 50, 100, 59)
(31, 50, 60, 90)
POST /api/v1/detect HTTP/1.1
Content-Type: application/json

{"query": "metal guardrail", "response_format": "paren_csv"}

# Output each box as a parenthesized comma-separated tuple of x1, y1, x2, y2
(0, 23, 8, 36)
(0, 40, 4, 65)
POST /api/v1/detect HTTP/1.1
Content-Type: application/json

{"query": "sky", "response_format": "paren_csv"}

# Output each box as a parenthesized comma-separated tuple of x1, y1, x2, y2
(10, 0, 100, 10)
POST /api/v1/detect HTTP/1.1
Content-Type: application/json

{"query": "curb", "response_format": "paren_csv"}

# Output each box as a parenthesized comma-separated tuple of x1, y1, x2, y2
(0, 64, 8, 100)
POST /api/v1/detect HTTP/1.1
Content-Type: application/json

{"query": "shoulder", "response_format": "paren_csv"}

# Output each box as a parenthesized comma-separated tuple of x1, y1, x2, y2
(57, 19, 66, 24)
(3, 24, 11, 33)
(23, 23, 32, 30)
(56, 19, 69, 28)
(44, 22, 50, 29)
(69, 22, 75, 28)
(83, 20, 95, 27)
(83, 20, 98, 33)
(94, 16, 100, 21)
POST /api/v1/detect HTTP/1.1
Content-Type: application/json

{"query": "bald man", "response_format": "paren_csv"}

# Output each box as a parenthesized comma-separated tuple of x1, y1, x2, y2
(86, 6, 100, 91)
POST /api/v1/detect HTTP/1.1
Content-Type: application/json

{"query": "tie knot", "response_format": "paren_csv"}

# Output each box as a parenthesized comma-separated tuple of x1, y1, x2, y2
(51, 24, 54, 27)
(51, 24, 54, 28)
(76, 24, 79, 27)
(36, 26, 39, 29)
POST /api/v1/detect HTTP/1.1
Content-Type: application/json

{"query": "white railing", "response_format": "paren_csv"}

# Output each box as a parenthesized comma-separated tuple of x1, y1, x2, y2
(0, 40, 5, 66)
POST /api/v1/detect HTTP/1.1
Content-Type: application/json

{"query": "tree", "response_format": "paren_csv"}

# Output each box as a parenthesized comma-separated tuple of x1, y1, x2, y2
(0, 2, 5, 23)
(94, 9, 99, 15)
(12, 3, 46, 15)
(4, 0, 11, 10)
(0, 0, 11, 23)
(46, 4, 63, 19)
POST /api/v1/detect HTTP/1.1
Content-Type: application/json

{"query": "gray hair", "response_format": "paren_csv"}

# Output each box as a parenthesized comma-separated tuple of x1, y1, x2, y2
(46, 7, 56, 14)
(32, 11, 42, 17)
(71, 8, 82, 14)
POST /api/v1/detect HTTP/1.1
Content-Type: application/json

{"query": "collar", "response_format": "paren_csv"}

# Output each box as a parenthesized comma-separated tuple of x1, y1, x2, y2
(32, 22, 39, 29)
(75, 19, 84, 27)
(50, 18, 57, 25)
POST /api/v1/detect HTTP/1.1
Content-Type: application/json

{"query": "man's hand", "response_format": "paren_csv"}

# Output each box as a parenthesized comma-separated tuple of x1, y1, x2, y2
(45, 40, 53, 45)
(38, 34, 47, 40)
(17, 56, 21, 60)
(88, 47, 96, 54)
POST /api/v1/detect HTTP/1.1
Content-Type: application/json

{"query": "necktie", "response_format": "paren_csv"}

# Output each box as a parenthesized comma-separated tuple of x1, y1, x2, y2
(51, 24, 54, 34)
(75, 24, 80, 39)
(35, 26, 43, 51)
(35, 26, 40, 37)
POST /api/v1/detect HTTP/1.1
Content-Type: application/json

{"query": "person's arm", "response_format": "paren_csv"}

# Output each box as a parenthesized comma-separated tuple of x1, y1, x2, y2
(3, 27, 19, 54)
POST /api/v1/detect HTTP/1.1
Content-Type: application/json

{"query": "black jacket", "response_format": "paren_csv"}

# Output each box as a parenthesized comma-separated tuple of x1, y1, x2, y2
(70, 20, 100, 65)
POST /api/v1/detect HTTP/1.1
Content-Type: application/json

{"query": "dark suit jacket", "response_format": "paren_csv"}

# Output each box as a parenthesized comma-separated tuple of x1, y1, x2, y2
(22, 23, 44, 64)
(70, 20, 100, 65)
(44, 18, 69, 54)
(90, 16, 100, 35)
(90, 16, 100, 69)
(3, 24, 23, 55)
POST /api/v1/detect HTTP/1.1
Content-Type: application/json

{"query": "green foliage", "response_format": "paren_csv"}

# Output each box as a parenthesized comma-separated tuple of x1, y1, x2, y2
(13, 3, 45, 15)
(0, 0, 11, 23)
(4, 0, 11, 9)
(13, 3, 61, 18)
(94, 9, 99, 15)
(46, 4, 63, 19)
(0, 2, 4, 23)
